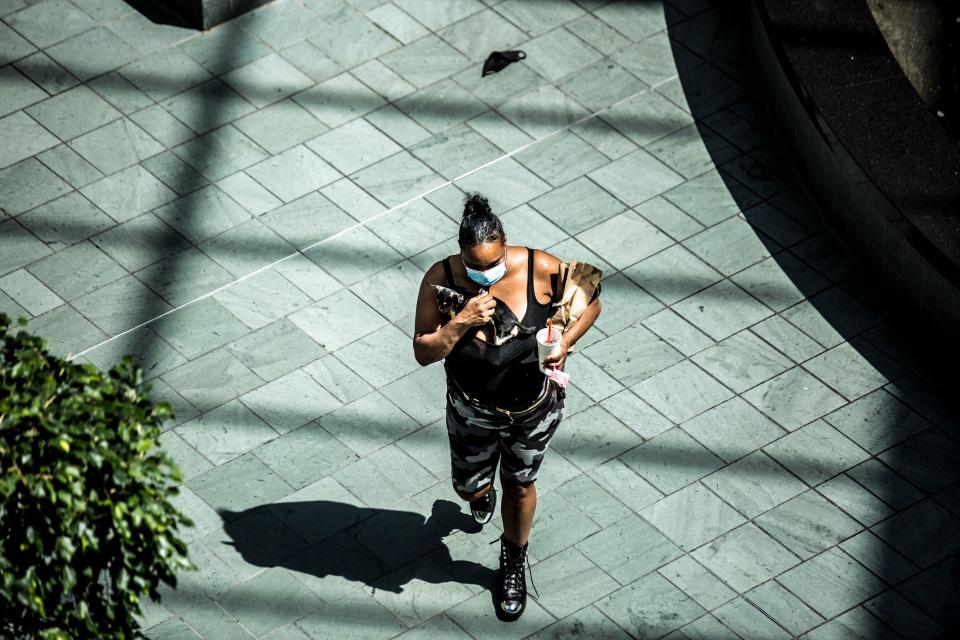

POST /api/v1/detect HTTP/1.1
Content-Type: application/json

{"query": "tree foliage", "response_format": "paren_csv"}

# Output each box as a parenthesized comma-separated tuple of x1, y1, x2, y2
(0, 313, 192, 639)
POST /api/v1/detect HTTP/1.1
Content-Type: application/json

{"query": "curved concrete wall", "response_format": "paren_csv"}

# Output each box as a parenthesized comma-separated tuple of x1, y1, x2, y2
(749, 1, 960, 349)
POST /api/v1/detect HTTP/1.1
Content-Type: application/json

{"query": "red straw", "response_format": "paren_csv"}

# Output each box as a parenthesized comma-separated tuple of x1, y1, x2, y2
(547, 319, 552, 342)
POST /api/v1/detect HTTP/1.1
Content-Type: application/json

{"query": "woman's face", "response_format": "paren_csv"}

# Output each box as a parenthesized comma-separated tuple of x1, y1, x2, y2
(461, 240, 507, 272)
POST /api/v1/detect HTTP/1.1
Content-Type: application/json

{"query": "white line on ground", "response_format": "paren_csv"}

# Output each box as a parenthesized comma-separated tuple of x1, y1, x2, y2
(70, 74, 680, 360)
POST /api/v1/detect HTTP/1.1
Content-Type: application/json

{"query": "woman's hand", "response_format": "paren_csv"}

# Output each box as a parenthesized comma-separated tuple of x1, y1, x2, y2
(542, 337, 570, 371)
(456, 289, 496, 328)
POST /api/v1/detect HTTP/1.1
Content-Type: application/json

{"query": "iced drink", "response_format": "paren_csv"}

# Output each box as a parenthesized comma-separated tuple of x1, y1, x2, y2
(536, 327, 562, 373)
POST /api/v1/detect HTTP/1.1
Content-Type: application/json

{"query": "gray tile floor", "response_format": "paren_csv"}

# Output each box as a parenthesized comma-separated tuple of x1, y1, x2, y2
(1, 0, 958, 638)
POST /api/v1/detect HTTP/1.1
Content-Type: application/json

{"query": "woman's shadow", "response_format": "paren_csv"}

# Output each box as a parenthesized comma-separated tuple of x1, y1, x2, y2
(219, 499, 494, 594)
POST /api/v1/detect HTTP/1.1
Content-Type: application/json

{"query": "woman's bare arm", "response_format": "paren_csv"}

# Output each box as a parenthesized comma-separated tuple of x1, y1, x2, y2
(412, 263, 497, 366)
(535, 249, 602, 349)
(561, 297, 602, 349)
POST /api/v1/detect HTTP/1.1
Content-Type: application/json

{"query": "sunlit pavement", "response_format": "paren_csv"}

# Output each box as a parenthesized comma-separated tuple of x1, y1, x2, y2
(1, 0, 957, 637)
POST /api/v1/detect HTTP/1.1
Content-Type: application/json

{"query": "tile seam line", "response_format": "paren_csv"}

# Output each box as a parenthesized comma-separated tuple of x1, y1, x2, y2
(69, 73, 680, 361)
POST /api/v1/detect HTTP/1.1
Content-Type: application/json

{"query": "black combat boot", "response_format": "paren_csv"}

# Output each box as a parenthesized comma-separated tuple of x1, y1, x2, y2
(496, 534, 528, 620)
(470, 487, 497, 525)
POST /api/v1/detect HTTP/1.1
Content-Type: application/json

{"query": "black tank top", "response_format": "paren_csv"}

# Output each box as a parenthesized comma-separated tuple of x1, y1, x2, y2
(442, 247, 555, 409)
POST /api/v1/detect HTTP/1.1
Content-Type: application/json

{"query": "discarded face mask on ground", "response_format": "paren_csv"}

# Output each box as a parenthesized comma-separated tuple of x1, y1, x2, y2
(482, 50, 526, 76)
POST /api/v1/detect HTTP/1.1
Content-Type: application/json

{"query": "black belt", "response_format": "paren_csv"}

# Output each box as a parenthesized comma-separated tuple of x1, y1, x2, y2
(448, 375, 551, 419)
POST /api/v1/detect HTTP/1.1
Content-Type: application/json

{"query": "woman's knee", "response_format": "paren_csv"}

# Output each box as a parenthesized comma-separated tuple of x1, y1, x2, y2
(501, 480, 535, 500)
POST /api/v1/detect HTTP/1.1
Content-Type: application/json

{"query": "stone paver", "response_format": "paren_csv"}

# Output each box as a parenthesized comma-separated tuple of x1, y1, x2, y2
(1, 0, 956, 639)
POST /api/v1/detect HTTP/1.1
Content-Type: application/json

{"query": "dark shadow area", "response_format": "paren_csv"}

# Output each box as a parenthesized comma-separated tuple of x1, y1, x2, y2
(753, 1, 960, 346)
(124, 0, 195, 29)
(664, 1, 960, 637)
(219, 499, 493, 594)
(122, 0, 268, 30)
(112, 0, 270, 404)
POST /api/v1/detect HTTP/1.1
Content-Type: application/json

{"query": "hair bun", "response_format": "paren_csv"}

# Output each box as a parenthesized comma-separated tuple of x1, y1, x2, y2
(462, 192, 492, 218)
(458, 192, 504, 246)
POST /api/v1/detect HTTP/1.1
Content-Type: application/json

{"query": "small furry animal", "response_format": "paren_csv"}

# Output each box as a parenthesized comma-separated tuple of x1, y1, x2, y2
(430, 284, 537, 346)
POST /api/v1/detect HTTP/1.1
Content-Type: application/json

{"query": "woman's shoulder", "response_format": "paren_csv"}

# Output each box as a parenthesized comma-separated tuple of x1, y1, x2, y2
(530, 248, 563, 274)
(425, 256, 470, 292)
(422, 258, 450, 286)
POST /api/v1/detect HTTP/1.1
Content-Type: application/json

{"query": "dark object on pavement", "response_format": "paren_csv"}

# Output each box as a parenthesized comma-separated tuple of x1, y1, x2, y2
(483, 50, 526, 76)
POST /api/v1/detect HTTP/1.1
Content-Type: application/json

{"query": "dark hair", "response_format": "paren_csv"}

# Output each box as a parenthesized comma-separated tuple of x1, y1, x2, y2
(459, 192, 505, 246)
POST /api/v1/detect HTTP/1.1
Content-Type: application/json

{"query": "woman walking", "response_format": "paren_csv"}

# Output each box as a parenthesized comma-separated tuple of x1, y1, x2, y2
(412, 193, 602, 620)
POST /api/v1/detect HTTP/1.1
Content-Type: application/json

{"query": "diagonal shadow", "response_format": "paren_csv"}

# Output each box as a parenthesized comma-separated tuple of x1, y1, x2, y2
(95, 0, 282, 381)
(14, 0, 955, 635)
(161, 402, 935, 489)
(15, 212, 826, 312)
(7, 2, 752, 371)
(9, 51, 698, 146)
(2, 4, 707, 172)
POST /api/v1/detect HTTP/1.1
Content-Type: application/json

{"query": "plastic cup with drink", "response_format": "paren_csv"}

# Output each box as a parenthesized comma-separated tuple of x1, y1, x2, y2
(537, 319, 569, 386)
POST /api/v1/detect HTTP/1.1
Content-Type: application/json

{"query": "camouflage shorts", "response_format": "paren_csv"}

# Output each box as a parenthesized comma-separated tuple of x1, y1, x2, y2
(446, 380, 565, 494)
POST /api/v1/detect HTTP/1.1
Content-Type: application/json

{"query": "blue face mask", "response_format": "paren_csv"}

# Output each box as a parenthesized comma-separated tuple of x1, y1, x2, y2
(464, 248, 507, 286)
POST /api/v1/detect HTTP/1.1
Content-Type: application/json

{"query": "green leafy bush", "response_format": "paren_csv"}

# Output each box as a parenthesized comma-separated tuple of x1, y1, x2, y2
(0, 313, 192, 639)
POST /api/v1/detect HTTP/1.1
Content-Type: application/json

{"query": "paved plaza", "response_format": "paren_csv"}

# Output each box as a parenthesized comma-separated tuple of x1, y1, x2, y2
(1, 0, 958, 637)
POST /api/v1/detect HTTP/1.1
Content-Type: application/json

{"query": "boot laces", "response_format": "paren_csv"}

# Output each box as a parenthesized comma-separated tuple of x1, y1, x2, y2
(502, 549, 524, 596)
(490, 537, 539, 599)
